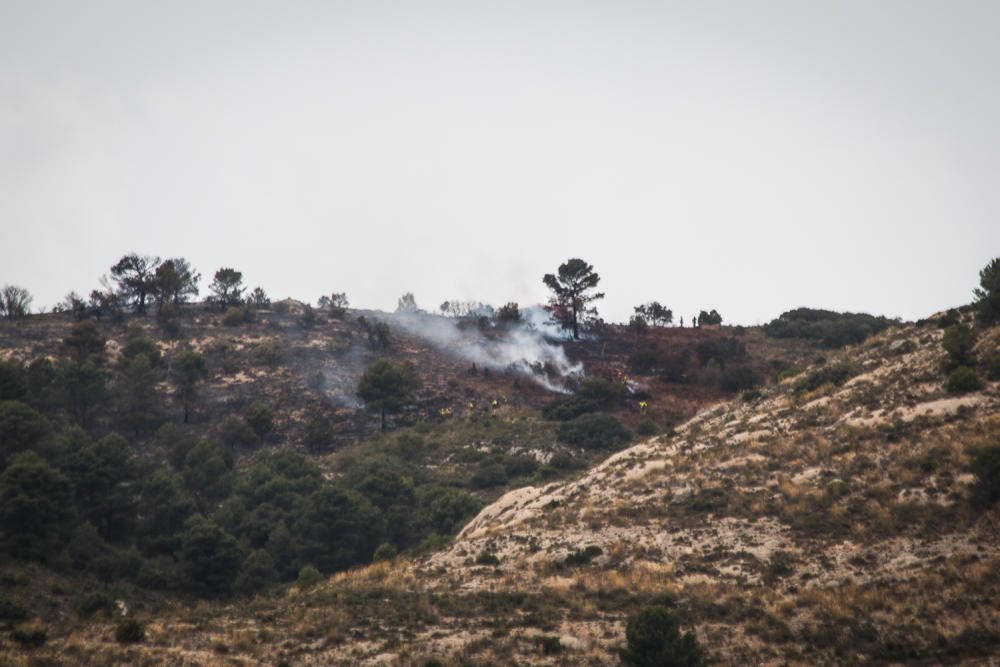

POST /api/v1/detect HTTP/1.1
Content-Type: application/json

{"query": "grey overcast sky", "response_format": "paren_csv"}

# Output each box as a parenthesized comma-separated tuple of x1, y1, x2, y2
(1, 1, 998, 324)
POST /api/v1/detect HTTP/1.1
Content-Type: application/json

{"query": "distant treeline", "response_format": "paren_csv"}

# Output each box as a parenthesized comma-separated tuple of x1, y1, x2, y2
(763, 308, 897, 348)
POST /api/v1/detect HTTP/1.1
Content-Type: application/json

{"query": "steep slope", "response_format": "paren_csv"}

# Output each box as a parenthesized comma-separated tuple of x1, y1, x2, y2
(404, 317, 1000, 664)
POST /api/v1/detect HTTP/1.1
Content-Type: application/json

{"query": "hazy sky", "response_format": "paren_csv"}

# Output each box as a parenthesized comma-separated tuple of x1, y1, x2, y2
(1, 1, 998, 324)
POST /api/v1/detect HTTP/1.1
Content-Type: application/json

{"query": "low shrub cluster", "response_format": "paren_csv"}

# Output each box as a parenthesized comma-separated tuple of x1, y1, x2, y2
(556, 413, 631, 450)
(11, 622, 47, 647)
(764, 308, 894, 348)
(941, 324, 984, 392)
(542, 378, 627, 421)
(115, 618, 146, 643)
(969, 443, 1000, 507)
(947, 367, 983, 394)
(620, 605, 705, 667)
(563, 545, 603, 566)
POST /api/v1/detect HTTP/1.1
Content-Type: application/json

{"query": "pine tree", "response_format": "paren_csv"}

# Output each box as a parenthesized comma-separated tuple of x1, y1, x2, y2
(543, 259, 605, 339)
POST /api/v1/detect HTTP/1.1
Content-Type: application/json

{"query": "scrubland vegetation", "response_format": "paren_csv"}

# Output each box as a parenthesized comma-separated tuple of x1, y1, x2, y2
(0, 255, 998, 664)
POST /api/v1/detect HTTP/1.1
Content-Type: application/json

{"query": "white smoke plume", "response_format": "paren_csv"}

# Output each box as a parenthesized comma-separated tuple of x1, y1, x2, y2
(384, 311, 583, 393)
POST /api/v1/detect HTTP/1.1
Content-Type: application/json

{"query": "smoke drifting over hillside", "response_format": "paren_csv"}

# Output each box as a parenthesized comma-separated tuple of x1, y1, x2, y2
(386, 312, 583, 393)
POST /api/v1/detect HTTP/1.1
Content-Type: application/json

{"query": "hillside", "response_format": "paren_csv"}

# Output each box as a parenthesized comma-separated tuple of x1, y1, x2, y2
(0, 299, 823, 662)
(5, 309, 998, 665)
(0, 303, 810, 501)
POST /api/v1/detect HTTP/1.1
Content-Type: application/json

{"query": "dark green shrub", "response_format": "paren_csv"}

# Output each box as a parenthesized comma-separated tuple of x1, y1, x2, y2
(303, 411, 335, 452)
(620, 605, 705, 667)
(942, 324, 977, 371)
(452, 448, 485, 464)
(775, 366, 802, 382)
(629, 344, 691, 382)
(542, 378, 627, 421)
(12, 623, 47, 647)
(936, 308, 961, 328)
(290, 486, 383, 573)
(557, 413, 631, 450)
(635, 419, 657, 437)
(763, 550, 796, 584)
(217, 415, 260, 450)
(136, 468, 195, 555)
(946, 366, 983, 394)
(115, 618, 146, 643)
(233, 549, 277, 595)
(299, 305, 317, 329)
(763, 308, 893, 348)
(250, 341, 283, 366)
(628, 344, 661, 374)
(135, 562, 173, 590)
(502, 454, 538, 478)
(417, 533, 450, 553)
(394, 432, 426, 459)
(696, 360, 723, 388)
(183, 440, 234, 502)
(357, 358, 420, 431)
(471, 463, 507, 489)
(62, 320, 106, 364)
(563, 545, 602, 566)
(985, 354, 1000, 381)
(541, 395, 599, 421)
(295, 565, 322, 589)
(222, 306, 248, 327)
(720, 364, 762, 392)
(244, 401, 274, 439)
(576, 378, 628, 407)
(0, 598, 27, 621)
(179, 515, 243, 596)
(414, 485, 481, 537)
(119, 335, 162, 368)
(25, 358, 58, 410)
(0, 572, 28, 587)
(793, 364, 858, 394)
(157, 303, 182, 337)
(91, 545, 142, 585)
(373, 542, 397, 562)
(0, 451, 74, 560)
(537, 635, 563, 655)
(695, 338, 746, 367)
(974, 256, 1000, 325)
(10, 622, 49, 648)
(0, 400, 50, 466)
(628, 315, 649, 335)
(969, 443, 1000, 507)
(475, 551, 500, 566)
(0, 361, 26, 401)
